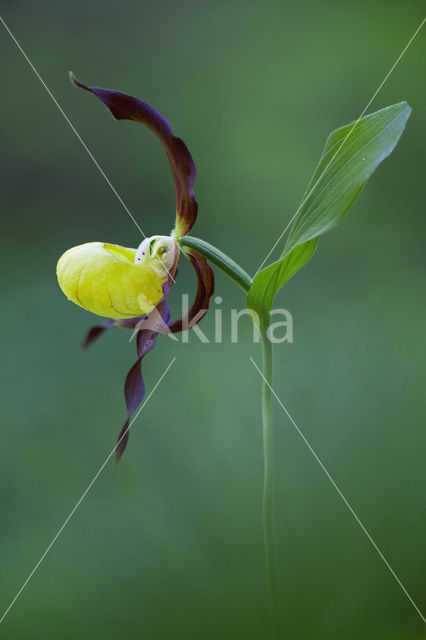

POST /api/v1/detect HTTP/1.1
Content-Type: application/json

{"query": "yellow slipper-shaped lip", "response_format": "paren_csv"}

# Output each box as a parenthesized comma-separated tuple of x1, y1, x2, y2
(56, 239, 174, 319)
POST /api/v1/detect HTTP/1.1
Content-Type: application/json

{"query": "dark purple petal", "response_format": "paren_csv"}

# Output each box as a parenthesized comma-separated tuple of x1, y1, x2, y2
(71, 74, 197, 237)
(82, 317, 148, 349)
(124, 359, 145, 415)
(115, 419, 130, 466)
(82, 320, 115, 349)
(116, 316, 145, 329)
(169, 248, 214, 333)
(115, 299, 171, 464)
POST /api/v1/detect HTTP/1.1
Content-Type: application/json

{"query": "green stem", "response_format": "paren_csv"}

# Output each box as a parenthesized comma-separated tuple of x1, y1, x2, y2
(178, 235, 252, 293)
(261, 330, 278, 636)
(179, 233, 277, 634)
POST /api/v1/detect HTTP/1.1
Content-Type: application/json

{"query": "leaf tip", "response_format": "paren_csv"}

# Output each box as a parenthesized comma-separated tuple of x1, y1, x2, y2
(69, 71, 88, 93)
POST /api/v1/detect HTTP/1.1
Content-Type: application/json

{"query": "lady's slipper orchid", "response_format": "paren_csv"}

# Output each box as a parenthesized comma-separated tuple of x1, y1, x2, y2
(57, 75, 214, 462)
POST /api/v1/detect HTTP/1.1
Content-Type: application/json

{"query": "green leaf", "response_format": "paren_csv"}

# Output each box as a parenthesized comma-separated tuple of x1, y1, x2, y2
(248, 102, 411, 326)
(284, 101, 411, 251)
(248, 239, 318, 327)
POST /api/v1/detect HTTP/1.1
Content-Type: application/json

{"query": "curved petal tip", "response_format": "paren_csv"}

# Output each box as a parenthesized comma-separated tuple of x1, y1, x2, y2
(70, 73, 198, 236)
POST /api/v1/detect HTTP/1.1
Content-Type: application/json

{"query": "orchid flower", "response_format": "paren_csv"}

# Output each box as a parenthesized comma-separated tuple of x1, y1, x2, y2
(56, 78, 411, 633)
(57, 75, 215, 462)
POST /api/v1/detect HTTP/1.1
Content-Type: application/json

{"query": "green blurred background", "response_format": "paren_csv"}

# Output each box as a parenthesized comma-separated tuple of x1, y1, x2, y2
(1, 1, 425, 638)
